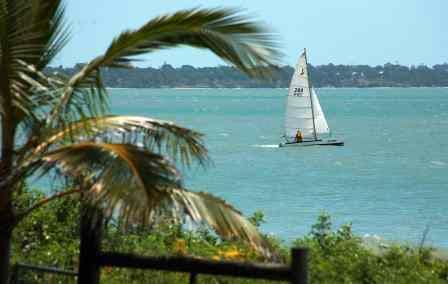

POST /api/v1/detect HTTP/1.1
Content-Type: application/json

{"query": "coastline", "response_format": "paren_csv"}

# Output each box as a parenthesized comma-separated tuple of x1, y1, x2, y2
(106, 86, 448, 91)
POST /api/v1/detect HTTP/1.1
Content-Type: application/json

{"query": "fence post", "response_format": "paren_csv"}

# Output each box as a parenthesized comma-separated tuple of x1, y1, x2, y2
(290, 248, 308, 284)
(189, 272, 197, 284)
(78, 205, 103, 284)
(9, 264, 18, 284)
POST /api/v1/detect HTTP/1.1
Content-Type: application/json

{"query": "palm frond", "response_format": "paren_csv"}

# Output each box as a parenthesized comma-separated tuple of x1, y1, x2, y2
(11, 60, 67, 157)
(35, 142, 182, 226)
(25, 141, 268, 252)
(39, 141, 182, 196)
(6, 0, 69, 69)
(105, 187, 270, 254)
(102, 8, 282, 75)
(7, 115, 207, 197)
(0, 0, 69, 124)
(172, 190, 269, 253)
(46, 8, 281, 128)
(46, 62, 108, 128)
(28, 0, 70, 68)
(22, 115, 208, 168)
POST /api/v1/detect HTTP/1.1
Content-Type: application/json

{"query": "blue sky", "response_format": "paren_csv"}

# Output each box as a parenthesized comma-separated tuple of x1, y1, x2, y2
(55, 0, 447, 68)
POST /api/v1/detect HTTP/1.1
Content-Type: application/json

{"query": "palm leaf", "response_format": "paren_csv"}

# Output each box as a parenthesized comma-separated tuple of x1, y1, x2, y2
(33, 142, 269, 253)
(22, 115, 208, 167)
(36, 142, 178, 222)
(102, 8, 281, 74)
(46, 62, 108, 128)
(171, 190, 269, 253)
(6, 115, 208, 197)
(47, 8, 281, 128)
(109, 188, 270, 254)
(0, 0, 69, 124)
(39, 142, 182, 195)
(28, 0, 70, 68)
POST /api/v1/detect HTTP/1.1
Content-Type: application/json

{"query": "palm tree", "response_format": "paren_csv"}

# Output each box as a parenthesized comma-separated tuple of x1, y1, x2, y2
(0, 0, 281, 282)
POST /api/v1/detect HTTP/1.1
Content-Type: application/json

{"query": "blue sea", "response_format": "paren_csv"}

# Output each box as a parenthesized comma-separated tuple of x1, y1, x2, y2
(110, 87, 448, 248)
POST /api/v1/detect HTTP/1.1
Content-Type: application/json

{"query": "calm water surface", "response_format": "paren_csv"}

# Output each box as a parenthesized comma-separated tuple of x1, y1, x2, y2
(110, 88, 448, 247)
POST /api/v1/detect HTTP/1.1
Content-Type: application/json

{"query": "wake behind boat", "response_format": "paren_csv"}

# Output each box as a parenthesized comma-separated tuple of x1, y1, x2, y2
(279, 49, 344, 147)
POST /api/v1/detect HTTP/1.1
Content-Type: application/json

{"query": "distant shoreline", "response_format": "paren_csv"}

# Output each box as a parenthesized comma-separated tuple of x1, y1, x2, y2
(106, 86, 448, 90)
(47, 62, 448, 89)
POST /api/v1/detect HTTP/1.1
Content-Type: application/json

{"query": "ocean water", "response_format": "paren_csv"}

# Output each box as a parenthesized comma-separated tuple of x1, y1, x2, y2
(109, 88, 448, 248)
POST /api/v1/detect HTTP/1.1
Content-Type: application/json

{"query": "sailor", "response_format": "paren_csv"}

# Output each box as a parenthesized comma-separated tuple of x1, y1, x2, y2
(295, 129, 303, 143)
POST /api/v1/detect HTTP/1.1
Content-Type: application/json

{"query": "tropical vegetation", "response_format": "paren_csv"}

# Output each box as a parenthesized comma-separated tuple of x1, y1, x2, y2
(0, 0, 281, 282)
(12, 188, 448, 283)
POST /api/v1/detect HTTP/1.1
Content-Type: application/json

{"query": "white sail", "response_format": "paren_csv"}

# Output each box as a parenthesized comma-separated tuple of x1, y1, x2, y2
(311, 88, 330, 135)
(284, 51, 315, 140)
(283, 50, 330, 141)
(280, 49, 343, 147)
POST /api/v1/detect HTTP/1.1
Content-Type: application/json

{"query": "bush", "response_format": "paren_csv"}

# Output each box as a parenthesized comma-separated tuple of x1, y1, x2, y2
(12, 189, 448, 283)
(293, 212, 448, 284)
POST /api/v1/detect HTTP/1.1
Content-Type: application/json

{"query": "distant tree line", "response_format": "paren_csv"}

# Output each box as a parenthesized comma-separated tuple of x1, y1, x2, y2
(46, 62, 448, 88)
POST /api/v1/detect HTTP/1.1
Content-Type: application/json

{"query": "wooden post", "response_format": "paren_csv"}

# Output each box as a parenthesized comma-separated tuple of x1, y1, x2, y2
(78, 205, 103, 284)
(9, 264, 18, 284)
(290, 248, 308, 284)
(189, 272, 197, 284)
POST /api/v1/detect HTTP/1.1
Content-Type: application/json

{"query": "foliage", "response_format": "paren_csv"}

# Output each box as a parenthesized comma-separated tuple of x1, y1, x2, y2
(12, 188, 79, 267)
(294, 211, 448, 284)
(248, 210, 266, 228)
(11, 187, 79, 283)
(12, 190, 448, 283)
(1, 2, 282, 281)
(12, 189, 267, 283)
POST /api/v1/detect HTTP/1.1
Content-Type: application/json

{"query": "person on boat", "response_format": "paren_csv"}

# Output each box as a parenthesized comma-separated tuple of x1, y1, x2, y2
(295, 129, 303, 143)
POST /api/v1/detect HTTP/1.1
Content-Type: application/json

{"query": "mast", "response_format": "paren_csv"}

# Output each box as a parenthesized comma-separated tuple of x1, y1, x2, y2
(304, 48, 318, 141)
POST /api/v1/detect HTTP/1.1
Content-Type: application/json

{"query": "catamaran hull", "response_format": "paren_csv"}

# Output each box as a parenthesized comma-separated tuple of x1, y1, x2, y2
(279, 139, 344, 147)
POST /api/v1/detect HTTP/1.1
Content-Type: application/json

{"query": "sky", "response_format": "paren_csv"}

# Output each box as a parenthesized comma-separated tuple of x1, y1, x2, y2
(54, 0, 448, 68)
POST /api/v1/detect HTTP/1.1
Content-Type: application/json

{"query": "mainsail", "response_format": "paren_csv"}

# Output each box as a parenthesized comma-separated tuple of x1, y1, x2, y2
(283, 50, 330, 141)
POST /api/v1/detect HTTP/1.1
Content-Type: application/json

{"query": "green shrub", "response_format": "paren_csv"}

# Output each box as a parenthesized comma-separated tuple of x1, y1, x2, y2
(294, 212, 448, 284)
(11, 189, 448, 283)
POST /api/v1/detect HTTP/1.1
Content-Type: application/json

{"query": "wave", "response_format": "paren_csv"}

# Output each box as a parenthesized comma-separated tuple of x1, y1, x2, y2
(430, 160, 446, 167)
(252, 144, 279, 148)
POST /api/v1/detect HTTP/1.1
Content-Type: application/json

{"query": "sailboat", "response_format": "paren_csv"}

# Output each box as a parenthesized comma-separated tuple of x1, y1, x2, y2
(279, 49, 344, 147)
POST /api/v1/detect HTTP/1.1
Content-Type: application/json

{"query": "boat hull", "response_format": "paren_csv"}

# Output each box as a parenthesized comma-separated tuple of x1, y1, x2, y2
(279, 139, 344, 147)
